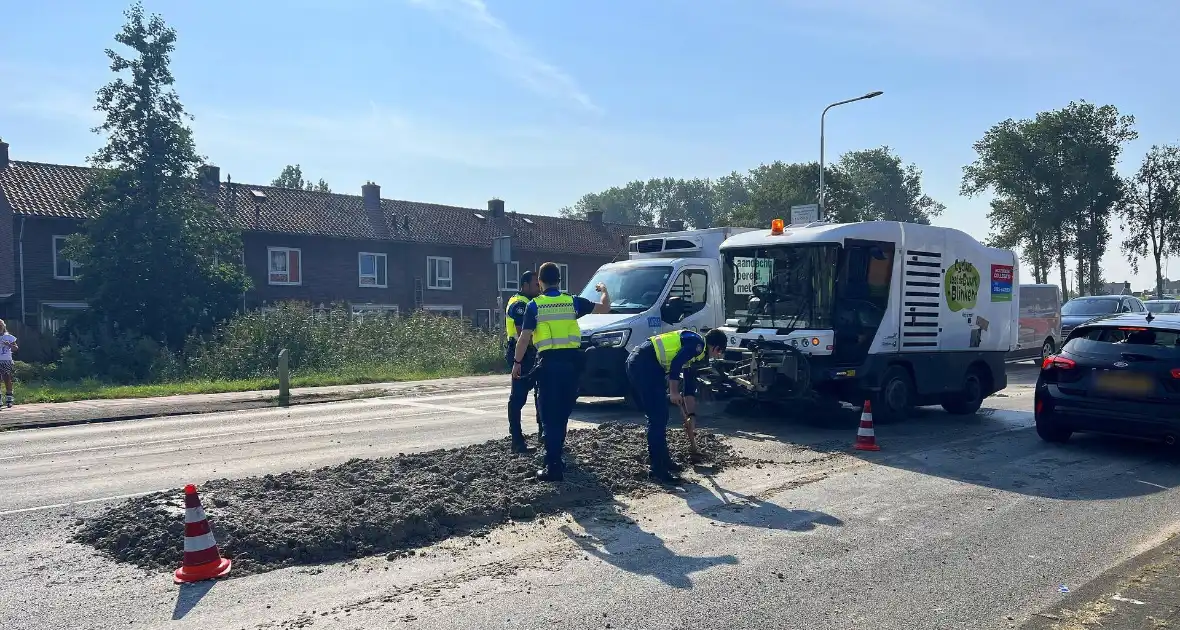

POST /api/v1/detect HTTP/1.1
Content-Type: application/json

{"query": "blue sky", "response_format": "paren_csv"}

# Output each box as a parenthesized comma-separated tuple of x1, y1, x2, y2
(3, 0, 1179, 289)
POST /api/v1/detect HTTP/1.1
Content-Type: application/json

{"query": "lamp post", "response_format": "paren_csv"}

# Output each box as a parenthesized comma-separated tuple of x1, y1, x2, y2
(818, 90, 883, 221)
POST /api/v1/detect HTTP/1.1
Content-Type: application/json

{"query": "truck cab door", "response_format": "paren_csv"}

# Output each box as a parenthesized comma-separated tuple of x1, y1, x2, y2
(659, 267, 712, 333)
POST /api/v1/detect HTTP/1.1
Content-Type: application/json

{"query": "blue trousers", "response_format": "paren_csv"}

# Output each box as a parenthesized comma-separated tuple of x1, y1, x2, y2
(625, 350, 670, 472)
(537, 356, 580, 473)
(506, 354, 540, 440)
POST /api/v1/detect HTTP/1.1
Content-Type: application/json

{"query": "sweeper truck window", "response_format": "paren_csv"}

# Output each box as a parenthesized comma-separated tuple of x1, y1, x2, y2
(723, 244, 838, 330)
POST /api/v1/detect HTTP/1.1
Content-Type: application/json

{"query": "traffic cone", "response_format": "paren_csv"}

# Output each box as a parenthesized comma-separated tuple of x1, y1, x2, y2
(173, 484, 232, 584)
(853, 400, 881, 451)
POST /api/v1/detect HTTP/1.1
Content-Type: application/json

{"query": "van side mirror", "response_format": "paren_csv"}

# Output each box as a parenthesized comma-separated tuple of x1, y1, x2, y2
(661, 296, 686, 325)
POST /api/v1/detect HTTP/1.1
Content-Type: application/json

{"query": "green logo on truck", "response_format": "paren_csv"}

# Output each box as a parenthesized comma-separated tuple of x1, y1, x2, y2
(944, 259, 980, 312)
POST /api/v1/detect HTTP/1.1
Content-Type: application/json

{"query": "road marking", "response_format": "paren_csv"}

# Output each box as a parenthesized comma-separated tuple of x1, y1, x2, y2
(0, 489, 165, 517)
(1137, 479, 1169, 490)
(0, 392, 508, 462)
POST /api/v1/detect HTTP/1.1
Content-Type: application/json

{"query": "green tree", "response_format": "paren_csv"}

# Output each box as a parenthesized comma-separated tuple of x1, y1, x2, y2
(66, 2, 250, 352)
(985, 196, 1051, 284)
(734, 161, 860, 226)
(838, 146, 944, 224)
(1119, 145, 1180, 299)
(272, 163, 330, 192)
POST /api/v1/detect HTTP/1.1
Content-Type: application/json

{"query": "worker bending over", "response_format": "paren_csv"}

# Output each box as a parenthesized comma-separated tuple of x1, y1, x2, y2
(504, 270, 543, 453)
(626, 328, 728, 483)
(511, 263, 611, 481)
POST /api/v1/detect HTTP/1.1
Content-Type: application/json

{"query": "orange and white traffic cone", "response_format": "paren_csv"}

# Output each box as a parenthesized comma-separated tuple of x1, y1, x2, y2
(853, 400, 881, 451)
(173, 484, 232, 584)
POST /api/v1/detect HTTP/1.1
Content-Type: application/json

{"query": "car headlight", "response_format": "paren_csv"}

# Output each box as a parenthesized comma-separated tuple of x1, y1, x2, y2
(590, 329, 630, 348)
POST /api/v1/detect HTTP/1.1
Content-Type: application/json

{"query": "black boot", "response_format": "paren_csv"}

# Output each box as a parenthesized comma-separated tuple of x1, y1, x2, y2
(649, 469, 683, 485)
(534, 468, 564, 482)
(664, 458, 686, 473)
(511, 436, 533, 454)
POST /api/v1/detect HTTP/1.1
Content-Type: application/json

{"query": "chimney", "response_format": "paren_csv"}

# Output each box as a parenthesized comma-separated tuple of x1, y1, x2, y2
(197, 164, 220, 201)
(488, 198, 505, 218)
(362, 181, 380, 212)
(667, 219, 685, 231)
(0, 138, 9, 171)
(587, 209, 604, 225)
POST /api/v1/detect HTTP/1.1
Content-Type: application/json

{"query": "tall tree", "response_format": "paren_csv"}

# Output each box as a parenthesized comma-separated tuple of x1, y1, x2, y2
(986, 196, 1050, 284)
(1119, 145, 1180, 298)
(838, 146, 945, 224)
(66, 2, 250, 350)
(736, 161, 860, 226)
(272, 163, 330, 192)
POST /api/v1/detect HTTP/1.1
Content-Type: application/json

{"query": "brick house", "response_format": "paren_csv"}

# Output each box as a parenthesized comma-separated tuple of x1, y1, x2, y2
(0, 140, 660, 333)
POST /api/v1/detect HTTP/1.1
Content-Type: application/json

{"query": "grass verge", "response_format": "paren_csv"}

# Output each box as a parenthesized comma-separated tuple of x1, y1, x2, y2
(13, 365, 498, 404)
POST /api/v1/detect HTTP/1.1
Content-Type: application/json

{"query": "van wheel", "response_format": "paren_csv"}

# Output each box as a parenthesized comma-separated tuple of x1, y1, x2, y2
(942, 367, 985, 415)
(1040, 338, 1055, 363)
(873, 366, 913, 423)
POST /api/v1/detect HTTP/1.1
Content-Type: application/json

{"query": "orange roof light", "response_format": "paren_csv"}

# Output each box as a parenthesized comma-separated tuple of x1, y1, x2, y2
(771, 218, 785, 235)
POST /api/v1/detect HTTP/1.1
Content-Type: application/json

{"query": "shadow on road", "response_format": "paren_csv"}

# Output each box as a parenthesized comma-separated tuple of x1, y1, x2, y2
(570, 364, 1180, 503)
(686, 475, 845, 532)
(172, 580, 216, 620)
(561, 500, 738, 589)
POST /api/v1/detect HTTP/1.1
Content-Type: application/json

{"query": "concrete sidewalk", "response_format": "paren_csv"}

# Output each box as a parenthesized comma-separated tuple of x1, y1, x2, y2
(1023, 532, 1180, 629)
(0, 374, 508, 431)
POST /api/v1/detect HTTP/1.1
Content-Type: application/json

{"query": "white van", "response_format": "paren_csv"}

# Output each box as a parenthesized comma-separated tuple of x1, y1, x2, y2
(1007, 284, 1062, 362)
(576, 227, 756, 400)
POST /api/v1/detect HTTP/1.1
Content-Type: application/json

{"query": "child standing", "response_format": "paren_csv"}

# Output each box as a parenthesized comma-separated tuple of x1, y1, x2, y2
(0, 319, 17, 408)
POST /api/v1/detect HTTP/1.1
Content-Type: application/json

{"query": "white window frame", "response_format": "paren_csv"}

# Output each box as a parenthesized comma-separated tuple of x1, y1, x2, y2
(40, 301, 88, 334)
(351, 304, 399, 320)
(427, 256, 453, 290)
(358, 252, 388, 288)
(423, 304, 463, 318)
(498, 261, 521, 292)
(52, 235, 80, 280)
(474, 308, 492, 332)
(556, 263, 570, 292)
(267, 247, 302, 286)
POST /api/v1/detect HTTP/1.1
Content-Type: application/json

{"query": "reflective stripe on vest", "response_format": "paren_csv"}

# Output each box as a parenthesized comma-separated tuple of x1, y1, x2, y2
(505, 294, 529, 339)
(650, 330, 706, 373)
(531, 293, 581, 352)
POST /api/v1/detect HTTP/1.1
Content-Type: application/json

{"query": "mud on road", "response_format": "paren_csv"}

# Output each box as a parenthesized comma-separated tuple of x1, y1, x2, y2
(75, 422, 746, 576)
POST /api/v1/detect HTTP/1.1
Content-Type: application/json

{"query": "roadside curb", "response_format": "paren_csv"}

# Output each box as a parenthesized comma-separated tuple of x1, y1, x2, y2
(1021, 531, 1180, 629)
(0, 376, 510, 432)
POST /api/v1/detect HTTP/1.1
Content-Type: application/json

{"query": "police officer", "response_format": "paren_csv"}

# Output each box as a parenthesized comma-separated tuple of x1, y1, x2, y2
(626, 327, 728, 483)
(505, 270, 543, 453)
(511, 262, 611, 481)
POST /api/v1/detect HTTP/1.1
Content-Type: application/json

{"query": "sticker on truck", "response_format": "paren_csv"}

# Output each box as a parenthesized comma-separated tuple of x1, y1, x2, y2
(732, 257, 774, 295)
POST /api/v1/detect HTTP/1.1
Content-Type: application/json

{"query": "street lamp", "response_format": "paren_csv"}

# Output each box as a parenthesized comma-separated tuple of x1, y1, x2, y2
(818, 90, 883, 221)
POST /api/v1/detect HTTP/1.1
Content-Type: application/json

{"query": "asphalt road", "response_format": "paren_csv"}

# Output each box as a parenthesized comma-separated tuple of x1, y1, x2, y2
(4, 364, 1180, 630)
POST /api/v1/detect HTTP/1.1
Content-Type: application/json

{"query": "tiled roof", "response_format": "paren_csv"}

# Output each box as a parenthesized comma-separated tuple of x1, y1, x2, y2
(0, 160, 659, 256)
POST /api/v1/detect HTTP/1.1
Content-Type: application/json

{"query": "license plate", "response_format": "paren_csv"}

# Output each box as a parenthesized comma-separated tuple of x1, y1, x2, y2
(1094, 371, 1155, 397)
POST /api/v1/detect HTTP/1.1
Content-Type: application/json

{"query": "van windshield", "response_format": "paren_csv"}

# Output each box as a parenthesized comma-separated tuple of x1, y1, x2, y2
(722, 244, 839, 330)
(579, 265, 673, 314)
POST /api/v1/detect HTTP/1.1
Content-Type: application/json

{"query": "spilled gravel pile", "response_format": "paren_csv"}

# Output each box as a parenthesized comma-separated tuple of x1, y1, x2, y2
(75, 422, 743, 576)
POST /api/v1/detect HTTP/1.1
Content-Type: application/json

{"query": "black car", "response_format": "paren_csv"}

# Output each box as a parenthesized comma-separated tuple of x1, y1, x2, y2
(1059, 295, 1146, 339)
(1035, 312, 1180, 445)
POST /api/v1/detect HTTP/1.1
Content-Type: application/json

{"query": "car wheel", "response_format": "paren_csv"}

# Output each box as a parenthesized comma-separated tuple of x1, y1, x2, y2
(1040, 338, 1055, 363)
(873, 366, 913, 423)
(1035, 414, 1071, 443)
(941, 367, 985, 415)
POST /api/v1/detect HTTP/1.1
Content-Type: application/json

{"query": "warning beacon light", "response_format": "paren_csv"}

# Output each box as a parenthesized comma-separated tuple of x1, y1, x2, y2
(770, 218, 785, 235)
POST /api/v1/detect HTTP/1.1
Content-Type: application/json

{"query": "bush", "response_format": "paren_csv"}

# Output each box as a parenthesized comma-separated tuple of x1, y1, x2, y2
(28, 302, 504, 387)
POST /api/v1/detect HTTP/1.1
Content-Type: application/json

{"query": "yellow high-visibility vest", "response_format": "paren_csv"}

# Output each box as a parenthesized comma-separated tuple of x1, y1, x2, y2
(530, 293, 581, 352)
(505, 294, 530, 339)
(650, 330, 706, 373)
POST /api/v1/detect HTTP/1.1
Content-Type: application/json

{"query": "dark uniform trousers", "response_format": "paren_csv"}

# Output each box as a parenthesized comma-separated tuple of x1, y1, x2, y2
(625, 346, 671, 470)
(537, 349, 581, 473)
(505, 339, 541, 440)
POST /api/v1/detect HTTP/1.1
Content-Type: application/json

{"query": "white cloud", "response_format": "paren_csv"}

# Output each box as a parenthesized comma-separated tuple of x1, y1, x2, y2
(406, 0, 600, 114)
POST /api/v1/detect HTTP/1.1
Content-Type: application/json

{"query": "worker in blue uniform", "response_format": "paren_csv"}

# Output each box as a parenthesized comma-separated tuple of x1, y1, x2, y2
(504, 270, 543, 453)
(511, 262, 611, 481)
(626, 327, 729, 483)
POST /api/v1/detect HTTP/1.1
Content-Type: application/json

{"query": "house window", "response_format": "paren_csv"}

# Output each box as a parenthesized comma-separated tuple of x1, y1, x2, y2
(474, 309, 492, 331)
(52, 236, 79, 280)
(427, 256, 453, 290)
(498, 261, 521, 292)
(358, 252, 388, 288)
(40, 301, 88, 334)
(352, 304, 399, 320)
(556, 263, 570, 292)
(268, 247, 302, 285)
(423, 305, 463, 318)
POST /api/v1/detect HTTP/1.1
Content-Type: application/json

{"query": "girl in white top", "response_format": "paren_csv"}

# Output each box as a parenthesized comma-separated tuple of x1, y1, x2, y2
(0, 319, 17, 407)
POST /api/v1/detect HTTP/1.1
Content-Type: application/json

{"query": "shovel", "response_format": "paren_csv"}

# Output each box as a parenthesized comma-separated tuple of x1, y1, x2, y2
(676, 398, 702, 463)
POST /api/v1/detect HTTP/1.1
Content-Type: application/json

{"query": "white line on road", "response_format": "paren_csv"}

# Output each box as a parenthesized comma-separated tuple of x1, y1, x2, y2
(0, 489, 166, 517)
(0, 390, 509, 462)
